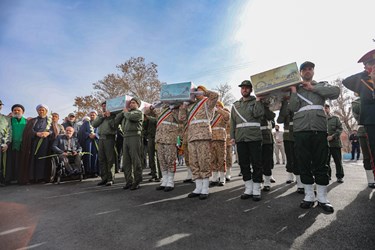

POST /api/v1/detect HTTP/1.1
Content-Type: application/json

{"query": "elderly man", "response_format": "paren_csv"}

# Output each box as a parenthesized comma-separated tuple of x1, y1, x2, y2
(52, 126, 82, 175)
(62, 113, 79, 137)
(51, 113, 65, 138)
(78, 110, 99, 178)
(93, 102, 117, 186)
(289, 61, 339, 213)
(20, 104, 53, 184)
(0, 100, 12, 186)
(115, 97, 144, 190)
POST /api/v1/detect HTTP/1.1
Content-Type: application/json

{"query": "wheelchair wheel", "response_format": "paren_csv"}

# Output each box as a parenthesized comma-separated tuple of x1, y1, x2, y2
(57, 176, 61, 184)
(79, 174, 83, 182)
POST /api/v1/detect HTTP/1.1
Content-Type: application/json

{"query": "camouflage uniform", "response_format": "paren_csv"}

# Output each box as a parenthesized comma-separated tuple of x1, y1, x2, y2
(0, 113, 11, 185)
(210, 108, 230, 185)
(151, 106, 180, 190)
(179, 89, 219, 197)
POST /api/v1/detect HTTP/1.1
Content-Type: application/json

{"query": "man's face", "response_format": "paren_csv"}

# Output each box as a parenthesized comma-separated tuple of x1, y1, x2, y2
(275, 125, 279, 131)
(65, 127, 74, 138)
(68, 115, 75, 122)
(12, 107, 24, 118)
(241, 86, 251, 98)
(0, 104, 3, 112)
(364, 60, 375, 74)
(129, 100, 139, 110)
(89, 112, 97, 121)
(300, 67, 314, 81)
(52, 114, 59, 123)
(37, 107, 48, 118)
(102, 103, 106, 112)
(324, 106, 330, 115)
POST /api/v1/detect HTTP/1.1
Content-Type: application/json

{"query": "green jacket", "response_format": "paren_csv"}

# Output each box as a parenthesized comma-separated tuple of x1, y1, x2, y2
(277, 100, 294, 141)
(260, 106, 275, 145)
(352, 97, 367, 137)
(289, 81, 340, 132)
(92, 114, 117, 137)
(230, 96, 264, 142)
(145, 116, 157, 139)
(327, 114, 342, 148)
(115, 109, 143, 137)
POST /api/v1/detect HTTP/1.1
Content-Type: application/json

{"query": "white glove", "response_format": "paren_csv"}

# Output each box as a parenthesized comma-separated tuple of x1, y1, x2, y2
(213, 107, 217, 112)
(169, 105, 175, 110)
(183, 101, 190, 106)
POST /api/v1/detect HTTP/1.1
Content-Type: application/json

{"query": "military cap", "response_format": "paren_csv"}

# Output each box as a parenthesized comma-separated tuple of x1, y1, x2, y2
(299, 61, 315, 71)
(68, 113, 75, 117)
(238, 80, 252, 88)
(130, 97, 141, 107)
(357, 49, 375, 64)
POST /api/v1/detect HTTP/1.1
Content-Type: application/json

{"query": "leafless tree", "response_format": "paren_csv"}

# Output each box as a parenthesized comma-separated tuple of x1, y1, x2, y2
(214, 83, 236, 106)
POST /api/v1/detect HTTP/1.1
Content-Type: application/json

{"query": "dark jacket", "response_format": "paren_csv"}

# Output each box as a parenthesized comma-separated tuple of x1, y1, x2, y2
(342, 71, 375, 125)
(52, 134, 82, 154)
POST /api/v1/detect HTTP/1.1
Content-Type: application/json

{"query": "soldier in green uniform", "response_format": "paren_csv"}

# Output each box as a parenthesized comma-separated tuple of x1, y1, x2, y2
(0, 100, 12, 186)
(115, 97, 144, 190)
(260, 104, 275, 191)
(230, 80, 264, 201)
(352, 97, 375, 188)
(277, 98, 304, 193)
(144, 114, 161, 181)
(324, 104, 344, 183)
(289, 61, 339, 213)
(92, 101, 117, 186)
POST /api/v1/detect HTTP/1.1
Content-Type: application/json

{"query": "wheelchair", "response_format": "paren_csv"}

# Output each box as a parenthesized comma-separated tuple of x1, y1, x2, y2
(50, 153, 85, 184)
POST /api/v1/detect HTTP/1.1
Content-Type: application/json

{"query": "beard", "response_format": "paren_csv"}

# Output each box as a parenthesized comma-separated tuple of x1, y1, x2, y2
(13, 113, 23, 119)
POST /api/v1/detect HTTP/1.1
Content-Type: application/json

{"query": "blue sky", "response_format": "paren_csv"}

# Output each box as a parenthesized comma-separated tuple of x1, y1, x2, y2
(1, 0, 374, 118)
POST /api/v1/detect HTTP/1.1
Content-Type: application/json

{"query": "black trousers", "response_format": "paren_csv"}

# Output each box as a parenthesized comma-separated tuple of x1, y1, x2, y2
(294, 131, 330, 185)
(327, 147, 344, 179)
(365, 125, 375, 169)
(351, 143, 361, 160)
(284, 140, 299, 175)
(237, 141, 262, 183)
(262, 143, 273, 176)
(359, 134, 372, 170)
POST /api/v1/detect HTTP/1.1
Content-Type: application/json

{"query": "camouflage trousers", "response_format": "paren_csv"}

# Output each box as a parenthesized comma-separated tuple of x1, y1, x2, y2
(188, 140, 211, 179)
(157, 143, 176, 172)
(226, 144, 232, 170)
(183, 140, 189, 167)
(210, 140, 226, 172)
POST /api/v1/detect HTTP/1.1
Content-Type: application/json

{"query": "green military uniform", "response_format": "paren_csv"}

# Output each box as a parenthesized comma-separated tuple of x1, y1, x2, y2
(326, 113, 344, 179)
(260, 105, 275, 191)
(145, 116, 161, 179)
(0, 113, 12, 185)
(92, 113, 117, 184)
(115, 107, 143, 189)
(289, 81, 340, 186)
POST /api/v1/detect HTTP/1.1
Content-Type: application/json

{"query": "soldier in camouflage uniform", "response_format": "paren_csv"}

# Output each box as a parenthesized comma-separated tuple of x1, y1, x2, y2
(352, 97, 375, 188)
(92, 101, 117, 186)
(260, 104, 275, 191)
(209, 101, 230, 187)
(146, 103, 180, 192)
(277, 98, 304, 193)
(289, 61, 339, 213)
(324, 104, 344, 183)
(182, 127, 193, 183)
(179, 85, 219, 200)
(230, 80, 264, 201)
(115, 97, 144, 190)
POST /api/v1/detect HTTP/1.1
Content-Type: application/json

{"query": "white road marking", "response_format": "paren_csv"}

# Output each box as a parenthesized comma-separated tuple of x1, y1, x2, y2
(95, 209, 120, 215)
(0, 227, 30, 236)
(156, 233, 191, 248)
(16, 242, 47, 250)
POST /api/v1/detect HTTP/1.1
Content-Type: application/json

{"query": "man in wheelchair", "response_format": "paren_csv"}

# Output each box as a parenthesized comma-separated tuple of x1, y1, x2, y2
(52, 126, 82, 175)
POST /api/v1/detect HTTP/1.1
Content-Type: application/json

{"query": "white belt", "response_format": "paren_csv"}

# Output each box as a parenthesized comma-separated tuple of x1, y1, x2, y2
(236, 122, 261, 128)
(190, 119, 209, 125)
(212, 127, 226, 131)
(358, 125, 364, 128)
(161, 121, 179, 127)
(296, 105, 324, 113)
(289, 122, 293, 125)
(284, 129, 289, 132)
(260, 126, 271, 130)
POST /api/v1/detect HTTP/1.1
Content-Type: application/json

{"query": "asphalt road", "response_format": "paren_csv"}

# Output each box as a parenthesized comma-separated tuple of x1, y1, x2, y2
(1, 160, 375, 250)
